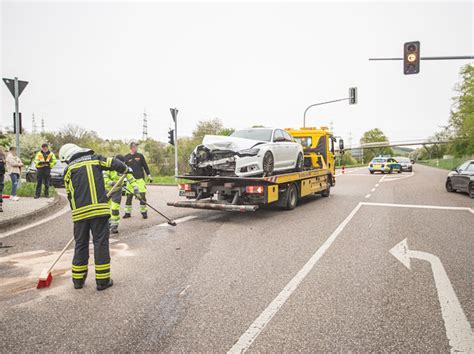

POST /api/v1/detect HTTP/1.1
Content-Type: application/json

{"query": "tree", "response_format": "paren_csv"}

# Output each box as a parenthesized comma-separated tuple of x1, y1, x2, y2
(192, 118, 234, 141)
(360, 128, 393, 162)
(449, 64, 474, 157)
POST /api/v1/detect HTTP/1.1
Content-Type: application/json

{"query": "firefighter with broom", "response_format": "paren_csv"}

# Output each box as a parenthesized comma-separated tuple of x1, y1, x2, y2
(103, 154, 139, 234)
(59, 143, 131, 291)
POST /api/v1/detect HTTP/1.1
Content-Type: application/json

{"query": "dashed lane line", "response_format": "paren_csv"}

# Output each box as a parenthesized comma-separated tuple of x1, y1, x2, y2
(365, 194, 371, 199)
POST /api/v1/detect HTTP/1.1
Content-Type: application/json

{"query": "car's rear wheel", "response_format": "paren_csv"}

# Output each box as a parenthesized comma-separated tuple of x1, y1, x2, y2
(262, 151, 274, 176)
(468, 183, 474, 198)
(397, 168, 402, 174)
(284, 183, 298, 210)
(295, 153, 303, 172)
(445, 179, 455, 192)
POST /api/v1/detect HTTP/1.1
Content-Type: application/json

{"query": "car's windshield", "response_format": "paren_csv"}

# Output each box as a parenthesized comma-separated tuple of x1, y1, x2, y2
(231, 129, 273, 142)
(397, 157, 410, 163)
(372, 158, 386, 163)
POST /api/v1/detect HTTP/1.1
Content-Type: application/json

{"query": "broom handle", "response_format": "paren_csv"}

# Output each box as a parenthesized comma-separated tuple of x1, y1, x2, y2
(46, 173, 127, 274)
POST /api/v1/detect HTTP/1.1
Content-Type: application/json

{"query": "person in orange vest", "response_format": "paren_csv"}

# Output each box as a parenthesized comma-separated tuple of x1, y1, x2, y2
(34, 143, 57, 198)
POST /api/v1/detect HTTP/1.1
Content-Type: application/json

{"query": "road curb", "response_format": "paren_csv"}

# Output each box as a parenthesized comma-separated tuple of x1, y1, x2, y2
(0, 194, 63, 230)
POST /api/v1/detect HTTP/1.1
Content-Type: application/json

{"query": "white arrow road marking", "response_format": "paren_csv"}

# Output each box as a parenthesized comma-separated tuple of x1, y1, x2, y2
(390, 239, 474, 353)
(228, 203, 363, 353)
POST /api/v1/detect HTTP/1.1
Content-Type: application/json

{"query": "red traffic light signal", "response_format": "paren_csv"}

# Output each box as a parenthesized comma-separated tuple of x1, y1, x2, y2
(404, 41, 420, 75)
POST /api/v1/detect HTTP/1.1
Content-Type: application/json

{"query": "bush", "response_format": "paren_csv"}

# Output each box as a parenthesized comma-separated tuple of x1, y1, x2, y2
(2, 181, 57, 198)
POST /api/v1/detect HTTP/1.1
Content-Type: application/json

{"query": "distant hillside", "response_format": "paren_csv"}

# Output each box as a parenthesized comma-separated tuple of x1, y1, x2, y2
(393, 147, 414, 156)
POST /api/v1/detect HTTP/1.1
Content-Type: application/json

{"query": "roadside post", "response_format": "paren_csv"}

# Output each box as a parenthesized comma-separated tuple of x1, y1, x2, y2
(170, 108, 179, 180)
(3, 77, 28, 157)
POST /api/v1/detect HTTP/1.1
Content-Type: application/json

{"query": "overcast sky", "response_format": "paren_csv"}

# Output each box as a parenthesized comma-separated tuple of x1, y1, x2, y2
(1, 1, 473, 146)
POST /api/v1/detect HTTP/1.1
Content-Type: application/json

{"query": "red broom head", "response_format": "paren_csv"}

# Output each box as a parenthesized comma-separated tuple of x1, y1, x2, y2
(36, 272, 52, 289)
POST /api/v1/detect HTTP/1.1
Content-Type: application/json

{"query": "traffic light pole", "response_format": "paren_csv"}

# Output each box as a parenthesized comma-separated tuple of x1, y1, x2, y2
(14, 77, 20, 157)
(303, 98, 349, 127)
(174, 115, 178, 178)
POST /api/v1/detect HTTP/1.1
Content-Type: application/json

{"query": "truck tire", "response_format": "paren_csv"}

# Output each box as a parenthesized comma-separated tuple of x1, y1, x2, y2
(321, 179, 331, 197)
(284, 183, 298, 210)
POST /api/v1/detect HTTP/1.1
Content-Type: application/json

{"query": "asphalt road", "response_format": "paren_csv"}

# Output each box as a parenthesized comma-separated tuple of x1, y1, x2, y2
(0, 164, 472, 352)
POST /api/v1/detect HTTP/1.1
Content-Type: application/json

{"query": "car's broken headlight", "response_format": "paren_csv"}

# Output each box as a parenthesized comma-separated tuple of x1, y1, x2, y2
(238, 148, 260, 156)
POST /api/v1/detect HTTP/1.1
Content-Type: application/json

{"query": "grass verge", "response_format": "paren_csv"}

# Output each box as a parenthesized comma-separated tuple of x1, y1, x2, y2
(2, 181, 57, 197)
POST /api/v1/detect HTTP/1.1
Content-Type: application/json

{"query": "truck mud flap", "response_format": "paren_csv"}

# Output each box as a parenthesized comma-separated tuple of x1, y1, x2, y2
(167, 201, 258, 212)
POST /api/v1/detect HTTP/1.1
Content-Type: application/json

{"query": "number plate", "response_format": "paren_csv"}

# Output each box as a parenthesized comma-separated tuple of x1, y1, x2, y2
(180, 191, 196, 197)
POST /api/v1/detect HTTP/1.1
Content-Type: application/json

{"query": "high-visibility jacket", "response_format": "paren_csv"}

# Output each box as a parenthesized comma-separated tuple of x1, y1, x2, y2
(103, 169, 138, 191)
(34, 150, 57, 169)
(64, 153, 127, 222)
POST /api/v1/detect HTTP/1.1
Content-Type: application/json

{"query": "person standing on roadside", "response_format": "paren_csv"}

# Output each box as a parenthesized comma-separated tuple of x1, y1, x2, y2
(0, 147, 6, 212)
(6, 147, 23, 201)
(123, 142, 152, 219)
(34, 143, 56, 198)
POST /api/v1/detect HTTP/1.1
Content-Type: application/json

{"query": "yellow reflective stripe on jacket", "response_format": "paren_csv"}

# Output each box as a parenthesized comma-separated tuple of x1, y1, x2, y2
(72, 203, 110, 215)
(69, 181, 76, 209)
(100, 157, 112, 168)
(86, 165, 98, 204)
(72, 209, 111, 222)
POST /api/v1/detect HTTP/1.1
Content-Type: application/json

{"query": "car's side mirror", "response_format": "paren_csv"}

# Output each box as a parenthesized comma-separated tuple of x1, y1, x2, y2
(452, 167, 458, 172)
(339, 139, 344, 151)
(273, 137, 286, 142)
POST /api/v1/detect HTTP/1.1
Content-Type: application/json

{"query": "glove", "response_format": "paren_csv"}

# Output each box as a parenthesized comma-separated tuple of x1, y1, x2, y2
(128, 167, 133, 174)
(148, 174, 153, 183)
(133, 186, 139, 195)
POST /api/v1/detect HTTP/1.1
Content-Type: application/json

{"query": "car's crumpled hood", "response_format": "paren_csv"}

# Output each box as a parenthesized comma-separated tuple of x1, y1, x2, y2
(201, 135, 265, 151)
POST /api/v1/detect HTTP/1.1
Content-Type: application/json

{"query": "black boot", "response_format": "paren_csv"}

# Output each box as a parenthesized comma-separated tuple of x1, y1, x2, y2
(142, 212, 148, 219)
(97, 279, 114, 291)
(123, 213, 131, 219)
(0, 203, 3, 212)
(73, 272, 87, 289)
(110, 225, 119, 234)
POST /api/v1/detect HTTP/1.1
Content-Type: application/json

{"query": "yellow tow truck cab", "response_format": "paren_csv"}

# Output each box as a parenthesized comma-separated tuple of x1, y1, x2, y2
(168, 126, 342, 212)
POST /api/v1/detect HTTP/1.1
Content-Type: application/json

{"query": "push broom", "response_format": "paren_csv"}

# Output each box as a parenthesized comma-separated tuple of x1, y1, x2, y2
(37, 174, 127, 289)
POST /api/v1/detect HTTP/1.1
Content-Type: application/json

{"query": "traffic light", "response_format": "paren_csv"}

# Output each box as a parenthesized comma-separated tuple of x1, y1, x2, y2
(168, 129, 175, 145)
(13, 112, 22, 134)
(404, 41, 420, 75)
(349, 87, 357, 105)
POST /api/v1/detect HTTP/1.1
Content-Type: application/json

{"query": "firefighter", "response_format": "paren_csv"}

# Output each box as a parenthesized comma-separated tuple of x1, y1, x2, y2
(60, 143, 129, 291)
(34, 143, 57, 198)
(123, 142, 152, 219)
(103, 154, 139, 234)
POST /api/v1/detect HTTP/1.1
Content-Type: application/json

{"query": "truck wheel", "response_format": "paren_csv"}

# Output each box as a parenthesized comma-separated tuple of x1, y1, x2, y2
(262, 151, 274, 176)
(370, 171, 374, 174)
(295, 153, 303, 172)
(284, 183, 298, 210)
(321, 179, 331, 197)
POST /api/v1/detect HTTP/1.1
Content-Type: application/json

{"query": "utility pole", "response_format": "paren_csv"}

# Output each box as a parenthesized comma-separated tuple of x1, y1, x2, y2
(32, 113, 37, 133)
(170, 108, 179, 178)
(142, 109, 148, 141)
(41, 118, 45, 133)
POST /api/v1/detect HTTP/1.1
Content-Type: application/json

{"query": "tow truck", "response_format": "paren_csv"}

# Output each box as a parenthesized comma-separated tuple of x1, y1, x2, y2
(167, 126, 343, 212)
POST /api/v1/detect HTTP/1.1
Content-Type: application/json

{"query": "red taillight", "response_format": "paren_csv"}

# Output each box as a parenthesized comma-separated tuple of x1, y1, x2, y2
(246, 186, 264, 194)
(178, 183, 191, 191)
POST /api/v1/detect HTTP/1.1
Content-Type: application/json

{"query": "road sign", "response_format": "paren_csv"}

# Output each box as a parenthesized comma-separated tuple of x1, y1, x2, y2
(3, 78, 28, 97)
(170, 108, 179, 123)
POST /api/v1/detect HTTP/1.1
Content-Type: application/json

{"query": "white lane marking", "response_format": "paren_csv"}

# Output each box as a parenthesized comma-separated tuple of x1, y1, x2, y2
(228, 203, 363, 354)
(381, 172, 415, 183)
(158, 215, 197, 227)
(375, 184, 380, 187)
(179, 285, 190, 296)
(371, 188, 376, 192)
(390, 239, 474, 352)
(0, 203, 70, 239)
(379, 175, 386, 183)
(365, 194, 371, 199)
(361, 202, 474, 214)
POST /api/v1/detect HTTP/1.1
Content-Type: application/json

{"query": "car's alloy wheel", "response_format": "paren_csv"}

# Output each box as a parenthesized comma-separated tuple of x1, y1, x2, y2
(445, 179, 454, 192)
(295, 153, 303, 172)
(469, 183, 474, 198)
(262, 151, 274, 176)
